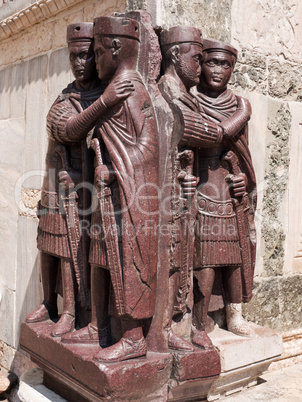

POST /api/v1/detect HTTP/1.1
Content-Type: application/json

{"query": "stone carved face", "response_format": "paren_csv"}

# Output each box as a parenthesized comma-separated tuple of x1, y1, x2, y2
(94, 37, 119, 82)
(68, 41, 96, 84)
(175, 43, 203, 89)
(200, 50, 234, 95)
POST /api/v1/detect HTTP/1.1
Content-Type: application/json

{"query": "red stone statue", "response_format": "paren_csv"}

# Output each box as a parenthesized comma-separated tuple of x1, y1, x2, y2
(193, 38, 257, 336)
(159, 26, 220, 350)
(25, 23, 104, 337)
(62, 15, 160, 363)
(18, 15, 262, 402)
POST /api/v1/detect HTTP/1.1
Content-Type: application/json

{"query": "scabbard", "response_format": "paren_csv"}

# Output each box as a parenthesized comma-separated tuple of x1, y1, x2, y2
(62, 191, 91, 309)
(97, 187, 125, 316)
(233, 197, 253, 301)
(177, 197, 190, 314)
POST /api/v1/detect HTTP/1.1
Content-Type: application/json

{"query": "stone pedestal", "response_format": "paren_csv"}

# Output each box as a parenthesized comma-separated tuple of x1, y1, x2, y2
(20, 321, 173, 401)
(168, 347, 221, 401)
(20, 321, 221, 401)
(20, 320, 281, 400)
(207, 326, 283, 400)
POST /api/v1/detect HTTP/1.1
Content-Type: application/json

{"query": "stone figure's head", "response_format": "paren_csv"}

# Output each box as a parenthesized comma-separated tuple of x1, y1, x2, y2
(67, 22, 96, 86)
(93, 16, 140, 82)
(200, 39, 237, 96)
(160, 26, 203, 91)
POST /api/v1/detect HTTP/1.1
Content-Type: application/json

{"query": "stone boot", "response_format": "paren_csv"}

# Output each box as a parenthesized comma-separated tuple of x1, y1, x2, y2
(226, 303, 258, 337)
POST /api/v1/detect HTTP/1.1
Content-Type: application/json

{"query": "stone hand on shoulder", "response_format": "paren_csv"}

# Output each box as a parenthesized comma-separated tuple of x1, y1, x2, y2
(101, 79, 135, 109)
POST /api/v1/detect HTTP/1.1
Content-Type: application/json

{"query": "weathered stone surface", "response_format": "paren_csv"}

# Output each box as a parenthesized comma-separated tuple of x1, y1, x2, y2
(261, 102, 291, 277)
(48, 47, 71, 107)
(0, 0, 127, 67)
(0, 118, 24, 293)
(285, 102, 302, 274)
(207, 326, 283, 400)
(231, 0, 302, 63)
(242, 278, 280, 329)
(85, 0, 127, 22)
(157, 0, 232, 42)
(268, 60, 302, 101)
(279, 276, 302, 330)
(51, 10, 86, 50)
(242, 275, 302, 331)
(19, 189, 40, 218)
(0, 286, 16, 347)
(0, 66, 11, 119)
(0, 0, 30, 20)
(15, 216, 41, 345)
(24, 55, 48, 187)
(231, 50, 267, 95)
(0, 340, 37, 379)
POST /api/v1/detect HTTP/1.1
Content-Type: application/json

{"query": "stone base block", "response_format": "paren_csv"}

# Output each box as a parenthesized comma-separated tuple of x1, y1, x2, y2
(168, 347, 221, 401)
(20, 320, 223, 401)
(20, 321, 173, 401)
(207, 326, 283, 400)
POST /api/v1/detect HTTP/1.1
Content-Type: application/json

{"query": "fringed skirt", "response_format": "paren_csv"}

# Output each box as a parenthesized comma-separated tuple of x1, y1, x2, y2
(194, 193, 241, 268)
(37, 206, 71, 259)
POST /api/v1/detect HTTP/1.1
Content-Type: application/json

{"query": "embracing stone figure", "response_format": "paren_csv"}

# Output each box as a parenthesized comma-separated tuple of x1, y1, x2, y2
(159, 26, 222, 350)
(26, 23, 104, 337)
(193, 39, 257, 337)
(159, 28, 257, 350)
(62, 15, 160, 363)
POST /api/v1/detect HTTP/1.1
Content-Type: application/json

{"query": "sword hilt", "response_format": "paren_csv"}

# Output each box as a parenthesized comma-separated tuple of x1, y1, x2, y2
(178, 149, 194, 175)
(221, 150, 241, 176)
(90, 138, 103, 166)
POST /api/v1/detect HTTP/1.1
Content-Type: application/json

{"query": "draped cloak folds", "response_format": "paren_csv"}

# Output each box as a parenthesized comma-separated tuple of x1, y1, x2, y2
(37, 81, 105, 306)
(196, 89, 257, 302)
(89, 71, 159, 320)
(38, 81, 105, 256)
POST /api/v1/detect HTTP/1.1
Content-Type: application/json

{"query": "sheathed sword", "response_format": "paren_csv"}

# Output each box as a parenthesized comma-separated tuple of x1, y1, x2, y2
(176, 149, 195, 314)
(90, 138, 125, 316)
(222, 150, 253, 300)
(54, 144, 91, 309)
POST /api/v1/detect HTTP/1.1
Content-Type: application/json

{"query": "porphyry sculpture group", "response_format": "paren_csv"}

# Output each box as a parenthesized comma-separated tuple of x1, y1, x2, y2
(21, 9, 257, 400)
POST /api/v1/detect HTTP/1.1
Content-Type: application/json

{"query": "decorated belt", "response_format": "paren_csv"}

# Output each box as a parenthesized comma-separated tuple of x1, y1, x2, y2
(196, 192, 235, 217)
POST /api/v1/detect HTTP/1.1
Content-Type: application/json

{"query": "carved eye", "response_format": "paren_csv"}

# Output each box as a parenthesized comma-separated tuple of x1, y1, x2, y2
(205, 60, 216, 67)
(221, 61, 231, 69)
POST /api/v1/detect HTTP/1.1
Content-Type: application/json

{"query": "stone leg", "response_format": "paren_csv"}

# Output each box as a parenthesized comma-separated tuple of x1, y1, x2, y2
(51, 258, 75, 337)
(167, 271, 194, 351)
(192, 267, 215, 348)
(223, 266, 258, 336)
(61, 265, 111, 345)
(25, 252, 59, 323)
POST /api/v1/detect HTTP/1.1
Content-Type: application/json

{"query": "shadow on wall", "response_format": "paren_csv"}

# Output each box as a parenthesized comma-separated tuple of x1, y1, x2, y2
(0, 46, 72, 121)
